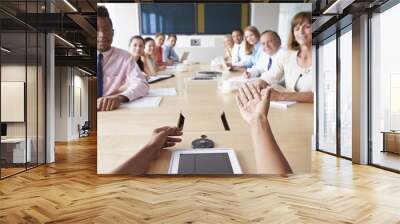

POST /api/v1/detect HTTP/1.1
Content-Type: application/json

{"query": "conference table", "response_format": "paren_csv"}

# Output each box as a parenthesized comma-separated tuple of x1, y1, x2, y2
(97, 64, 313, 174)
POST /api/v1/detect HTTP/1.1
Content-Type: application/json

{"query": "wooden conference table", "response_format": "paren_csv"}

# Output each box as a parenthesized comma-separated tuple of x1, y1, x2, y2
(98, 64, 313, 174)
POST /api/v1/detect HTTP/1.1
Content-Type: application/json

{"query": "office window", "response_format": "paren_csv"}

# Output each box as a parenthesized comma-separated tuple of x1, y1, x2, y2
(0, 1, 46, 179)
(140, 3, 249, 35)
(339, 27, 352, 158)
(370, 2, 400, 171)
(1, 31, 28, 178)
(27, 32, 39, 170)
(317, 36, 337, 154)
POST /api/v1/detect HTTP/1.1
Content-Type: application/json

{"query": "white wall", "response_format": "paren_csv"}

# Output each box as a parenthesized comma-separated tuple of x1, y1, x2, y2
(55, 66, 70, 141)
(100, 3, 310, 64)
(1, 66, 25, 125)
(76, 75, 89, 124)
(72, 74, 89, 138)
(1, 64, 46, 164)
(1, 65, 43, 137)
(251, 3, 280, 34)
(161, 35, 224, 63)
(54, 67, 89, 141)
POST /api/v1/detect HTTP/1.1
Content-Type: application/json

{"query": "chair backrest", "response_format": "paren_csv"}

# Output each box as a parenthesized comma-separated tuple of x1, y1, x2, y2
(82, 121, 90, 129)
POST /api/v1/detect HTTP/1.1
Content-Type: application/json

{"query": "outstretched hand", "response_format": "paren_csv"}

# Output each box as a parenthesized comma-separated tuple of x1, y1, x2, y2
(112, 126, 182, 175)
(236, 84, 292, 174)
(146, 126, 183, 158)
(236, 83, 272, 125)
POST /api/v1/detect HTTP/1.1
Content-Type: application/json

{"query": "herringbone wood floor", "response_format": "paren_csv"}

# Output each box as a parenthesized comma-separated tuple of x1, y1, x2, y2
(0, 135, 399, 224)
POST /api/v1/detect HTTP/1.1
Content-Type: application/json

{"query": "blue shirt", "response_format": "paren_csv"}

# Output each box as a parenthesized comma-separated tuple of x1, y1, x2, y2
(244, 42, 262, 68)
(162, 45, 179, 62)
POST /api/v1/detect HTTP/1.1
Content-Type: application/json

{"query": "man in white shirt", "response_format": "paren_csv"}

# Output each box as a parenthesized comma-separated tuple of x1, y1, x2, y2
(245, 30, 282, 78)
(230, 28, 243, 66)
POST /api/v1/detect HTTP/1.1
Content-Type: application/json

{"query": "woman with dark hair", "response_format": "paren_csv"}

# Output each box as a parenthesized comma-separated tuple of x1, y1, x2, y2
(142, 37, 165, 76)
(254, 12, 313, 103)
(128, 35, 145, 72)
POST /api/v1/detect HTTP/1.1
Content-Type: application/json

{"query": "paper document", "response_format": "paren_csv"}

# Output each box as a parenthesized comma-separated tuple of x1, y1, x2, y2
(227, 76, 259, 83)
(120, 97, 162, 108)
(166, 65, 177, 70)
(148, 88, 177, 96)
(270, 101, 296, 109)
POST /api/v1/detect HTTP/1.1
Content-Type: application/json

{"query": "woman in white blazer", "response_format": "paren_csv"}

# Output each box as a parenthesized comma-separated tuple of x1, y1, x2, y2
(254, 12, 313, 103)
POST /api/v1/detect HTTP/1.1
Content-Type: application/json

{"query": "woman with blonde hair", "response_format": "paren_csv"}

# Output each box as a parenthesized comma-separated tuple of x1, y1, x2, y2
(232, 26, 262, 70)
(254, 11, 313, 103)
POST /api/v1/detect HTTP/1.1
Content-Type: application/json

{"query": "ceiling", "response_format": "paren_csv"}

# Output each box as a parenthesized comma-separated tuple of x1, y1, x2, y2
(311, 0, 391, 44)
(0, 0, 97, 74)
(1, 0, 395, 73)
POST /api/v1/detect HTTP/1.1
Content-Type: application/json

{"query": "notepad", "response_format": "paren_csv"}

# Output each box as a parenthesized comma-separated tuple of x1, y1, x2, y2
(147, 74, 174, 84)
(120, 97, 162, 108)
(192, 71, 222, 80)
(148, 88, 177, 97)
(270, 101, 296, 109)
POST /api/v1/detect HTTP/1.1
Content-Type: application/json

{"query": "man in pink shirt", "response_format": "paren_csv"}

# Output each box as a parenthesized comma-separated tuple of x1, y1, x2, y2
(97, 6, 148, 111)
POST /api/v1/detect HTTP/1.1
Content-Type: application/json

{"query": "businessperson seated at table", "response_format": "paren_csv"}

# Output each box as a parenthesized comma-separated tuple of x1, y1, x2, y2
(244, 30, 282, 79)
(230, 26, 263, 71)
(129, 35, 163, 79)
(230, 28, 244, 67)
(128, 35, 146, 73)
(236, 84, 292, 174)
(97, 6, 148, 111)
(154, 32, 170, 66)
(143, 37, 166, 76)
(252, 12, 313, 103)
(113, 85, 292, 175)
(162, 34, 179, 64)
(223, 34, 234, 63)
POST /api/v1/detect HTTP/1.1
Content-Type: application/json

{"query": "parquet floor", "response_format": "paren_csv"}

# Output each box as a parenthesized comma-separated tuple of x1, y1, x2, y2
(0, 135, 399, 224)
